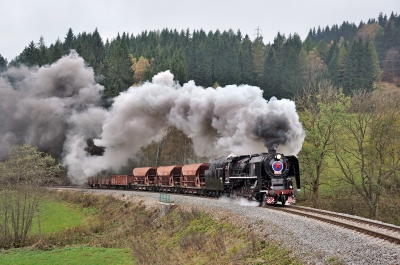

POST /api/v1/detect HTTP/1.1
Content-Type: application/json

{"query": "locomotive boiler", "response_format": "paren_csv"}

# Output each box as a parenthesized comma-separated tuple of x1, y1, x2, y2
(204, 149, 300, 205)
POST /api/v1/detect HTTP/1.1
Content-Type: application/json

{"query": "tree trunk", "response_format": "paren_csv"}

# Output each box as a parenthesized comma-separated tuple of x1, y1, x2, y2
(313, 177, 319, 208)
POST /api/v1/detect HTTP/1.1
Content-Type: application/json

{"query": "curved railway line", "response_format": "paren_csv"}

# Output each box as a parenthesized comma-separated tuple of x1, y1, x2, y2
(267, 205, 400, 245)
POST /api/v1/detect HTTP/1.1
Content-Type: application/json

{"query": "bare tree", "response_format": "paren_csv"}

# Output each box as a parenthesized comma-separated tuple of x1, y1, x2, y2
(333, 90, 400, 217)
(0, 145, 64, 248)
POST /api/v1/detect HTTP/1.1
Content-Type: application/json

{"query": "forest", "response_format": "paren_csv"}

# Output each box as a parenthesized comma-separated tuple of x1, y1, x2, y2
(0, 11, 400, 224)
(0, 12, 398, 100)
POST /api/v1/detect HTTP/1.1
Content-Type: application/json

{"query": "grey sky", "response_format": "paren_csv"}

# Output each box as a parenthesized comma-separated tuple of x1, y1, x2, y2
(0, 0, 398, 62)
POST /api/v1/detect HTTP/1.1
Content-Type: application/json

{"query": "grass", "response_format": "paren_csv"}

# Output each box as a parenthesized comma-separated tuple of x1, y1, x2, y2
(1, 190, 303, 264)
(30, 198, 89, 235)
(0, 247, 133, 265)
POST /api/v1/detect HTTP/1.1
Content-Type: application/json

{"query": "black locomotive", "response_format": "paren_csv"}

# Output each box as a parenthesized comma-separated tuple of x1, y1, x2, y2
(204, 149, 300, 205)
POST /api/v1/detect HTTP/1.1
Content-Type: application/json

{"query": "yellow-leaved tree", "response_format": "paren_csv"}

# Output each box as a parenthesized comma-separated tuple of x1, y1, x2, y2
(130, 55, 151, 85)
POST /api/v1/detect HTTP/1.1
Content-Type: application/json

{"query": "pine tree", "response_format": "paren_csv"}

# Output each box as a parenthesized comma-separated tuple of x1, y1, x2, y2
(263, 46, 279, 99)
(0, 54, 7, 72)
(315, 40, 328, 62)
(280, 34, 303, 98)
(170, 49, 188, 85)
(344, 39, 375, 94)
(368, 42, 382, 82)
(218, 30, 240, 86)
(303, 35, 316, 54)
(17, 41, 39, 66)
(49, 38, 64, 63)
(187, 29, 212, 87)
(337, 42, 348, 86)
(103, 34, 134, 98)
(239, 34, 254, 85)
(326, 41, 340, 86)
(90, 28, 105, 74)
(211, 30, 224, 86)
(263, 33, 284, 99)
(37, 36, 49, 66)
(64, 28, 76, 54)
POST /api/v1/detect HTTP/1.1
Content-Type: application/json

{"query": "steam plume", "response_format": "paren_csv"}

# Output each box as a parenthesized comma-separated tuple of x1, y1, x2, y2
(0, 51, 103, 160)
(0, 52, 305, 184)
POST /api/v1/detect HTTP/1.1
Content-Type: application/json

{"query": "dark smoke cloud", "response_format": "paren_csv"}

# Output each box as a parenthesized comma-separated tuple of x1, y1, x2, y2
(0, 52, 305, 185)
(252, 97, 305, 150)
(0, 51, 104, 159)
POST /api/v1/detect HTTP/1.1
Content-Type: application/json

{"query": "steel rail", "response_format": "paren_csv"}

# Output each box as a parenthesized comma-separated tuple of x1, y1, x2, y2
(291, 205, 400, 234)
(267, 206, 400, 245)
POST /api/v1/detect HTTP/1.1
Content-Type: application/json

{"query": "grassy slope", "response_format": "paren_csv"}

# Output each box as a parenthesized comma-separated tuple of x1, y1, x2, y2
(30, 199, 87, 235)
(1, 193, 133, 265)
(0, 247, 132, 265)
(1, 191, 304, 265)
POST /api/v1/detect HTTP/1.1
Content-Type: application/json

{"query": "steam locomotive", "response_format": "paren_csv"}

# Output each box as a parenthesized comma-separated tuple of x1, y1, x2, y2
(205, 148, 300, 205)
(88, 149, 300, 205)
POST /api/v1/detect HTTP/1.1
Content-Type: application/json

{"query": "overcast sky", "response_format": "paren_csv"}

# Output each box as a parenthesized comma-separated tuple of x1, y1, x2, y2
(0, 0, 398, 62)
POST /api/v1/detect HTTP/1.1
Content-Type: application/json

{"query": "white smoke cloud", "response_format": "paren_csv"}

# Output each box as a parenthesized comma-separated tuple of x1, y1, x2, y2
(218, 196, 260, 207)
(0, 53, 305, 185)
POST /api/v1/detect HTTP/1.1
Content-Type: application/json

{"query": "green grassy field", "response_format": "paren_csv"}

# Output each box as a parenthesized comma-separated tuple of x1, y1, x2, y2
(30, 198, 88, 235)
(0, 247, 133, 265)
(1, 194, 133, 265)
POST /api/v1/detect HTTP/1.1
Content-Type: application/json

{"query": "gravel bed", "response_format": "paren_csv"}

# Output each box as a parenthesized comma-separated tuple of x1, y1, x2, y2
(58, 188, 400, 265)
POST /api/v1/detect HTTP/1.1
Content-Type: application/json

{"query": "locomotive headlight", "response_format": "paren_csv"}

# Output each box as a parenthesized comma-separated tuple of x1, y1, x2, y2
(289, 185, 293, 189)
(276, 154, 282, 160)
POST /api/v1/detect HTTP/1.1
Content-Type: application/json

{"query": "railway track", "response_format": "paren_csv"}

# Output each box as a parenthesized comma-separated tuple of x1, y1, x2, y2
(266, 205, 400, 245)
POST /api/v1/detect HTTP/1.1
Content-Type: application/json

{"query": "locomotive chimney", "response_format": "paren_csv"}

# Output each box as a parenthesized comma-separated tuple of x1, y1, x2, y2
(268, 146, 277, 155)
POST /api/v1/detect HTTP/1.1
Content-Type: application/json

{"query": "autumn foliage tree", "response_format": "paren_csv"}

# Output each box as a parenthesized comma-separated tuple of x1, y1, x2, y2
(130, 55, 151, 85)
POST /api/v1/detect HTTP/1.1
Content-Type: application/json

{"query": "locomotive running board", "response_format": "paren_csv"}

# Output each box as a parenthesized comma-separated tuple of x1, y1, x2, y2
(228, 176, 258, 179)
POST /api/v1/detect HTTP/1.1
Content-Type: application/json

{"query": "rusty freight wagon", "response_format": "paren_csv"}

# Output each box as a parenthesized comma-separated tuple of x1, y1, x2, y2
(132, 167, 158, 190)
(110, 174, 134, 189)
(88, 175, 111, 188)
(157, 165, 183, 192)
(181, 163, 209, 190)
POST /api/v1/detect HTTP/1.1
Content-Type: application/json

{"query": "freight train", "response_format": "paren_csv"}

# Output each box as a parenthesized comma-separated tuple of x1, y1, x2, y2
(88, 148, 300, 205)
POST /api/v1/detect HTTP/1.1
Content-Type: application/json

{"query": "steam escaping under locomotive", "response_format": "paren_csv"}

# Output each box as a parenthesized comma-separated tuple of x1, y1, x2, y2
(88, 148, 300, 206)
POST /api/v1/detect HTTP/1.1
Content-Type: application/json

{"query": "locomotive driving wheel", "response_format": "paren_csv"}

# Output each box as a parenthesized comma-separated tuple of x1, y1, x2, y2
(234, 185, 252, 199)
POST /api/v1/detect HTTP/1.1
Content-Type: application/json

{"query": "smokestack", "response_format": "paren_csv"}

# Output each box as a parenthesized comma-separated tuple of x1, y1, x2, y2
(268, 147, 277, 155)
